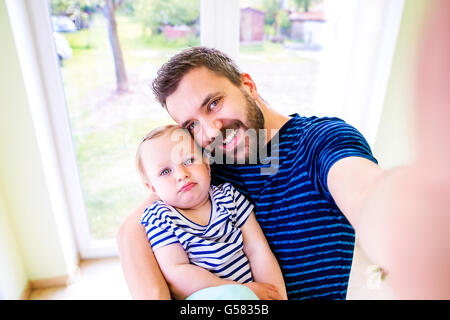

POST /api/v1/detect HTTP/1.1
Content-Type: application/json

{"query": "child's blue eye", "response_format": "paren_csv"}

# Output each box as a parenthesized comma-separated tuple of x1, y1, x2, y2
(187, 121, 199, 133)
(160, 168, 171, 176)
(184, 158, 194, 165)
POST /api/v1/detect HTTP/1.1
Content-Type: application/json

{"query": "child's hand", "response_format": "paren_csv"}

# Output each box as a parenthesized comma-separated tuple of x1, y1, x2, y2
(243, 282, 283, 300)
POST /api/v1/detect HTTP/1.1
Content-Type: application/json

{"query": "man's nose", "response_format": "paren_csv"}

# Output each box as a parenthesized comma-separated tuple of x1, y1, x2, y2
(200, 119, 223, 148)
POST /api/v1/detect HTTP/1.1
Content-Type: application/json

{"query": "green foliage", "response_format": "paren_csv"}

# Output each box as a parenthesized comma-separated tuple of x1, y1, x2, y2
(261, 0, 282, 25)
(264, 24, 276, 36)
(290, 0, 324, 12)
(276, 10, 291, 30)
(50, 0, 98, 15)
(132, 0, 199, 36)
(292, 0, 311, 12)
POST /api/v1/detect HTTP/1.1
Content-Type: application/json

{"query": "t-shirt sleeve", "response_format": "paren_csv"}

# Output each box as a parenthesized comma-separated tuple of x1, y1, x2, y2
(140, 202, 180, 251)
(223, 183, 255, 228)
(302, 117, 378, 205)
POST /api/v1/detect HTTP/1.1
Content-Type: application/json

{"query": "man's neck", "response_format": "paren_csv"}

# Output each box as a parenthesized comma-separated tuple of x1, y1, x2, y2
(258, 98, 291, 143)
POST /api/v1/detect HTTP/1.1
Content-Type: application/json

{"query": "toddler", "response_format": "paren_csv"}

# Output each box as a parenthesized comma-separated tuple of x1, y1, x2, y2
(135, 124, 287, 300)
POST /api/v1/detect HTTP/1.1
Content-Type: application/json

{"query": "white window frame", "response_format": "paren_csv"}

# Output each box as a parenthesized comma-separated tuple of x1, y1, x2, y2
(200, 0, 240, 61)
(11, 0, 403, 259)
(6, 0, 116, 259)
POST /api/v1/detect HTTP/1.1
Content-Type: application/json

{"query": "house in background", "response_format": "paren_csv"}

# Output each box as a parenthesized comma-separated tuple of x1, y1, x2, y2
(162, 24, 194, 40)
(240, 7, 265, 43)
(289, 10, 325, 49)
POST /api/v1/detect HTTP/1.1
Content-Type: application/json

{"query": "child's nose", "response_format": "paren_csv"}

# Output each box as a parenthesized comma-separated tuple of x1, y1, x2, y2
(176, 166, 189, 182)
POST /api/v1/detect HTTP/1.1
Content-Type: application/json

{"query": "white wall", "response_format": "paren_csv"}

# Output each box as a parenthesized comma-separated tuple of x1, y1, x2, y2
(0, 192, 27, 300)
(0, 0, 78, 299)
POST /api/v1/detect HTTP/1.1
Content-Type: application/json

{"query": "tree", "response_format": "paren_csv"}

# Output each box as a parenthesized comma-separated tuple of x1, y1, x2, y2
(102, 0, 128, 93)
(132, 0, 199, 37)
(292, 0, 311, 12)
(261, 0, 282, 26)
(50, 0, 128, 94)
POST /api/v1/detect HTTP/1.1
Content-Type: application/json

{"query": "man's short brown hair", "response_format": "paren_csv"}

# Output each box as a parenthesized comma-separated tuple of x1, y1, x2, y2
(152, 46, 242, 108)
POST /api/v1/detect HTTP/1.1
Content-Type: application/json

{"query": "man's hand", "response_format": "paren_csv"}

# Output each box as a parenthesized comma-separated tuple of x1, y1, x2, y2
(243, 282, 283, 300)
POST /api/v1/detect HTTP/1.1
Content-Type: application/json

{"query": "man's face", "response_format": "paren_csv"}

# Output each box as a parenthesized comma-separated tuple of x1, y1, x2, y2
(165, 67, 265, 164)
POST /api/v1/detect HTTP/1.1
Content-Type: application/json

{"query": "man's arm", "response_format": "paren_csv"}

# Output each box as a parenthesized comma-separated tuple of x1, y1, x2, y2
(116, 196, 171, 299)
(241, 212, 288, 300)
(327, 157, 387, 264)
(328, 157, 450, 298)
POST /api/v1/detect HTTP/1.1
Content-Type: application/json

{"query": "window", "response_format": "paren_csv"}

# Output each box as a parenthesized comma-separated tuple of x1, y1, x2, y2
(238, 0, 326, 118)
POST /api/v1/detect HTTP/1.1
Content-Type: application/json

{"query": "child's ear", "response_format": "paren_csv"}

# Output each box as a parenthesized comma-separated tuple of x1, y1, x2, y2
(204, 158, 211, 176)
(145, 181, 156, 193)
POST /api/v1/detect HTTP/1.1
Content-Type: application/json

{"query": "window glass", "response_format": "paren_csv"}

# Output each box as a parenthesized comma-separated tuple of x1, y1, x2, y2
(239, 0, 325, 116)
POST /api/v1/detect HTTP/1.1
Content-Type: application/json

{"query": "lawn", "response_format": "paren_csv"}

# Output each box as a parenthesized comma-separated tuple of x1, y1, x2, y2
(58, 13, 319, 240)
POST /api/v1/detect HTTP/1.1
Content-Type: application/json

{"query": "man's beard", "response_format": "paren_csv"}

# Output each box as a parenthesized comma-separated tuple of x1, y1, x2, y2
(206, 90, 265, 165)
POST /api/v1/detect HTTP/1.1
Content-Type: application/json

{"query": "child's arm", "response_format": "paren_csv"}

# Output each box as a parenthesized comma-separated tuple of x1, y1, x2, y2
(241, 211, 288, 300)
(154, 242, 235, 300)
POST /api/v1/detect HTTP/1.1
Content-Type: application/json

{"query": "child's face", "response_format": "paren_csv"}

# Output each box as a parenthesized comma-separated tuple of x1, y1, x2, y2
(141, 129, 211, 210)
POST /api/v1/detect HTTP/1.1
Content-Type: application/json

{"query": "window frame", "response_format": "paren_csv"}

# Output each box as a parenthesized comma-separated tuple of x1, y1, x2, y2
(7, 0, 117, 258)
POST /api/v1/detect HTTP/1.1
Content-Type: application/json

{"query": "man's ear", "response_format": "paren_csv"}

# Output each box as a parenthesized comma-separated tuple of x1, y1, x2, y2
(240, 73, 258, 98)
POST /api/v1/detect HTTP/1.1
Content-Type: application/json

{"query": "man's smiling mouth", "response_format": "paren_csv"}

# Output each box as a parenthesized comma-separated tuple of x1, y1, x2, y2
(223, 128, 239, 145)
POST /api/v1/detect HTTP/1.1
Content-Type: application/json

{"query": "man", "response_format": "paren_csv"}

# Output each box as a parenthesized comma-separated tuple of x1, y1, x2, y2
(117, 5, 450, 298)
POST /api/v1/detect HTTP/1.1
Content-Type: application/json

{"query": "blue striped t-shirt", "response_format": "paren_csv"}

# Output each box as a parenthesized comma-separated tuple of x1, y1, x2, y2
(211, 114, 378, 300)
(140, 183, 254, 283)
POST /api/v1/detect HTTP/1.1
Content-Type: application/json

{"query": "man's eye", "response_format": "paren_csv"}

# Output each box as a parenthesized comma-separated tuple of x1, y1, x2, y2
(160, 168, 171, 176)
(209, 98, 219, 111)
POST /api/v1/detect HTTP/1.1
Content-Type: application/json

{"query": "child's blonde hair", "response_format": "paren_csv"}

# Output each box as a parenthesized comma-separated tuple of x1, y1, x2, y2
(135, 124, 181, 184)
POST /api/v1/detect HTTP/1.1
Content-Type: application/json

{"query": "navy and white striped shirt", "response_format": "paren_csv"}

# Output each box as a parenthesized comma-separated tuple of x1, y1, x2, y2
(211, 114, 378, 300)
(141, 183, 254, 283)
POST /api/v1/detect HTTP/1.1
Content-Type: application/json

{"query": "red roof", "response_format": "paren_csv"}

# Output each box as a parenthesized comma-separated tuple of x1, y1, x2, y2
(289, 11, 324, 22)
